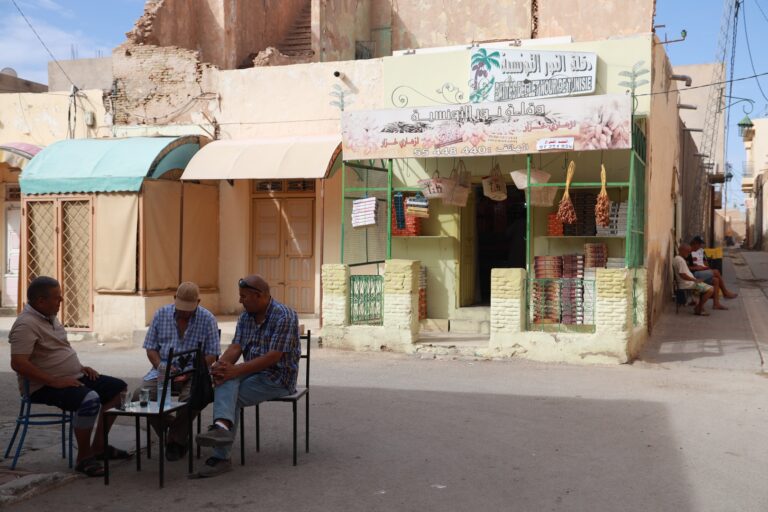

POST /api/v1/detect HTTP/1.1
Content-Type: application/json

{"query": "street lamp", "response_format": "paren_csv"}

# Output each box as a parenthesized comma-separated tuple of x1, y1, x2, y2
(738, 115, 754, 138)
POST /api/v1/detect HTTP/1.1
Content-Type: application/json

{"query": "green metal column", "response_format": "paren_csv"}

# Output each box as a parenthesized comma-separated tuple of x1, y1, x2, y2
(387, 158, 392, 259)
(341, 161, 346, 263)
(526, 154, 532, 273)
(626, 132, 636, 265)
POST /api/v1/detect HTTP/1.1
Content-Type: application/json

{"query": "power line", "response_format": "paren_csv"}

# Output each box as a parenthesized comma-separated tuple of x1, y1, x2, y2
(634, 69, 768, 97)
(742, 1, 768, 102)
(9, 0, 76, 88)
(754, 0, 768, 23)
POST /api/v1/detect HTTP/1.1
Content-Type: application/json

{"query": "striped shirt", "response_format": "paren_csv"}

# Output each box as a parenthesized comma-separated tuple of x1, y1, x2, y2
(142, 304, 220, 381)
(232, 298, 300, 393)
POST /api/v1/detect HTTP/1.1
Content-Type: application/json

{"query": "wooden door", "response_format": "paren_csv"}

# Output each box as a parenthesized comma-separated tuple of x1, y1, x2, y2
(283, 198, 314, 313)
(251, 197, 315, 313)
(252, 198, 285, 303)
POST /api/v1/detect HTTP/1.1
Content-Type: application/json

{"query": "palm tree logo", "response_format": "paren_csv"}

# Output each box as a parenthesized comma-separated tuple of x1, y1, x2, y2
(470, 48, 501, 103)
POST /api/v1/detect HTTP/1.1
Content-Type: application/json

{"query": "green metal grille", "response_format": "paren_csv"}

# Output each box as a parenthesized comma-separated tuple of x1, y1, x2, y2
(349, 275, 384, 325)
(341, 160, 392, 266)
(627, 136, 646, 269)
(528, 278, 596, 333)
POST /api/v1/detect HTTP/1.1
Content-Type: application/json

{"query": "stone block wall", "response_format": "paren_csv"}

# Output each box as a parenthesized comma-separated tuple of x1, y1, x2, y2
(321, 264, 349, 327)
(382, 259, 420, 349)
(595, 268, 632, 337)
(489, 267, 526, 348)
(320, 260, 420, 352)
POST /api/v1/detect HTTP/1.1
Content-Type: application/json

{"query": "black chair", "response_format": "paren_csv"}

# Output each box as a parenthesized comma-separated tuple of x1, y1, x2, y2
(103, 347, 201, 488)
(4, 378, 73, 470)
(239, 330, 310, 466)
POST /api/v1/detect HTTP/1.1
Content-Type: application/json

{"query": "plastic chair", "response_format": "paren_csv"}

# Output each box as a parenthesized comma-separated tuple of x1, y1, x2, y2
(239, 330, 310, 466)
(4, 378, 73, 470)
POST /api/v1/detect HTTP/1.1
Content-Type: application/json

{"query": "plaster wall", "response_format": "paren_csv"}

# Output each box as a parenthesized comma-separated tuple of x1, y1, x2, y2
(0, 90, 107, 143)
(315, 0, 652, 61)
(388, 0, 532, 52)
(48, 58, 113, 93)
(537, 0, 654, 41)
(674, 63, 725, 174)
(645, 38, 680, 331)
(680, 128, 707, 242)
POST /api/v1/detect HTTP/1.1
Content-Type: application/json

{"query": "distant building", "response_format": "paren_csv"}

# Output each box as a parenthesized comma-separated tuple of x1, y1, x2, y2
(0, 69, 47, 93)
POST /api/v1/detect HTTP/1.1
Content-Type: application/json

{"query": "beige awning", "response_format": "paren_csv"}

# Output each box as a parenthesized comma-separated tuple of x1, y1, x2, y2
(180, 135, 341, 181)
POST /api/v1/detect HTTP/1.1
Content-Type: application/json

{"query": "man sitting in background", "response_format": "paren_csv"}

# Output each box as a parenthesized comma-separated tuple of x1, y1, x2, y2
(688, 235, 738, 299)
(674, 244, 724, 315)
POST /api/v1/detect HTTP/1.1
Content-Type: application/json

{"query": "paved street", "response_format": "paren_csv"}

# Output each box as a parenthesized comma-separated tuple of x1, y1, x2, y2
(1, 250, 767, 511)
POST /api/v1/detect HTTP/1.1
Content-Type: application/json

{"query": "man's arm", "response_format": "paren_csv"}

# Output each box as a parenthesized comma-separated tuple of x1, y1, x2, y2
(10, 354, 82, 389)
(210, 349, 280, 384)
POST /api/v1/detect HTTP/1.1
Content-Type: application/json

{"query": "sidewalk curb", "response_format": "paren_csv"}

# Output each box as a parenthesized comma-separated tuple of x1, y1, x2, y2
(0, 471, 80, 508)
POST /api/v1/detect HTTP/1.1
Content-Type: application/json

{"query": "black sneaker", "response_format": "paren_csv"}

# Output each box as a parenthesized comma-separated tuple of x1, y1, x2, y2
(190, 457, 232, 478)
(165, 441, 188, 462)
(196, 424, 235, 447)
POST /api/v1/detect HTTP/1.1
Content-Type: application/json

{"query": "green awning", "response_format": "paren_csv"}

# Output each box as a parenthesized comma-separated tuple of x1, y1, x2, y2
(20, 136, 201, 195)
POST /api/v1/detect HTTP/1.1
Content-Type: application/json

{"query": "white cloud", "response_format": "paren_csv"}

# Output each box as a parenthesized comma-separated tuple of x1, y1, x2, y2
(14, 0, 75, 18)
(0, 14, 111, 85)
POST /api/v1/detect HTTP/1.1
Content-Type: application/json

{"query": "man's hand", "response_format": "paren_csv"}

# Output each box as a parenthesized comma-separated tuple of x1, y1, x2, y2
(81, 366, 99, 380)
(50, 377, 83, 388)
(210, 361, 239, 385)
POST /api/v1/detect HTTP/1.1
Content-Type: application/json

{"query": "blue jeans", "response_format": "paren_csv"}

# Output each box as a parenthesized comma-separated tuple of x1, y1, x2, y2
(211, 372, 290, 460)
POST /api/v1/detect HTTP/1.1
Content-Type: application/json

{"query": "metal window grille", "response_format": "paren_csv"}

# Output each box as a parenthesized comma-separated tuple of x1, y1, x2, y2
(26, 201, 56, 282)
(528, 278, 596, 333)
(60, 201, 91, 329)
(349, 275, 383, 325)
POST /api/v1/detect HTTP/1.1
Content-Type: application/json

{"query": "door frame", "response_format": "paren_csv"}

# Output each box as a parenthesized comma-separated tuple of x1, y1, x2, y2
(21, 195, 94, 330)
(249, 180, 316, 313)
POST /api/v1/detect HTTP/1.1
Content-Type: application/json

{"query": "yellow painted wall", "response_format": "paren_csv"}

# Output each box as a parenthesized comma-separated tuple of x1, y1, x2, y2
(0, 90, 108, 144)
(645, 37, 680, 330)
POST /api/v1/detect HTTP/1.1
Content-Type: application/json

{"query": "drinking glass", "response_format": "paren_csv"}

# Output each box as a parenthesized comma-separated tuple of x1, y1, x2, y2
(120, 390, 132, 410)
(139, 387, 150, 407)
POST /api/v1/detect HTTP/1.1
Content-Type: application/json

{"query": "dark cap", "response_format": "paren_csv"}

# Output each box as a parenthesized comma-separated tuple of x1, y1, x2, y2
(690, 235, 705, 244)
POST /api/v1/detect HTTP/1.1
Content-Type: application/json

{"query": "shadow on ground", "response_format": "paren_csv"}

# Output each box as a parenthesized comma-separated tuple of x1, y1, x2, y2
(4, 384, 694, 512)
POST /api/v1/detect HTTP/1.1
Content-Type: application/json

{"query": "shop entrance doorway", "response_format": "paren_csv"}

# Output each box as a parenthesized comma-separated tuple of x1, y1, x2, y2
(460, 185, 526, 306)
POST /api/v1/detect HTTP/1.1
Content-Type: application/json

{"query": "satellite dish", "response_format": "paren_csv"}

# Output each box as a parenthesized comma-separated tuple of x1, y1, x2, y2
(1, 67, 18, 77)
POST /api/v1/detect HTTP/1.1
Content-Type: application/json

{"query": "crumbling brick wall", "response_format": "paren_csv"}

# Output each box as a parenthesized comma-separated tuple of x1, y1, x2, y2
(127, 0, 308, 69)
(112, 43, 218, 125)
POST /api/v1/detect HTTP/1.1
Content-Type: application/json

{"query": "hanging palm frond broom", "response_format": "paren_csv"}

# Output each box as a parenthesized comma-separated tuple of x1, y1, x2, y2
(557, 160, 577, 224)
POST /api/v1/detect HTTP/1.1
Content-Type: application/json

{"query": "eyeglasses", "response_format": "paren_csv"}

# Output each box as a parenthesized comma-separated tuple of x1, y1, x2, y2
(238, 278, 263, 293)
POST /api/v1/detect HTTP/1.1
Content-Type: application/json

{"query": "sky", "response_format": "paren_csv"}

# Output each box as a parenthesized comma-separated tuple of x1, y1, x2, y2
(0, 0, 766, 209)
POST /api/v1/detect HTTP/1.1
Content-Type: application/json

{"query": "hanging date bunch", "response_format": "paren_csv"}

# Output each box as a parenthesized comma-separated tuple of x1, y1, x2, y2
(595, 163, 611, 227)
(557, 160, 577, 224)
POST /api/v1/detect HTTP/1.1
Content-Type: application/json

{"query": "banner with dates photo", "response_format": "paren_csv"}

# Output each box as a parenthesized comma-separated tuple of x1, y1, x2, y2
(341, 94, 632, 160)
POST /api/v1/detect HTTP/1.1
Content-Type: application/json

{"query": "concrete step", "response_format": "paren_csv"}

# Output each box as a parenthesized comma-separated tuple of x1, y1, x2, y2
(414, 333, 489, 359)
(0, 307, 17, 317)
(449, 319, 490, 334)
(450, 306, 491, 322)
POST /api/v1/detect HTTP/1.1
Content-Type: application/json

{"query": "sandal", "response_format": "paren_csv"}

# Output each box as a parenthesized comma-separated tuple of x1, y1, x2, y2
(694, 310, 710, 316)
(94, 445, 131, 460)
(75, 457, 105, 477)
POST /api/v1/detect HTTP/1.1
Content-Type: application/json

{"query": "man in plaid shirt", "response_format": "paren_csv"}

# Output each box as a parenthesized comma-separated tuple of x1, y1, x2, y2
(133, 282, 220, 461)
(195, 274, 300, 478)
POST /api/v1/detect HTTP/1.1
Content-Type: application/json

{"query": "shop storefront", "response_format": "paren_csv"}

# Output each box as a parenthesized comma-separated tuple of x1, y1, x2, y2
(321, 37, 658, 363)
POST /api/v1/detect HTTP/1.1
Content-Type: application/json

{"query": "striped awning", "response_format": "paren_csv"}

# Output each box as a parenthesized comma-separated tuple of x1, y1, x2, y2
(0, 142, 42, 169)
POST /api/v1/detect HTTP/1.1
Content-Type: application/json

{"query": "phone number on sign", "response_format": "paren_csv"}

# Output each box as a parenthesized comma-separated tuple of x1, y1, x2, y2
(413, 146, 492, 157)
